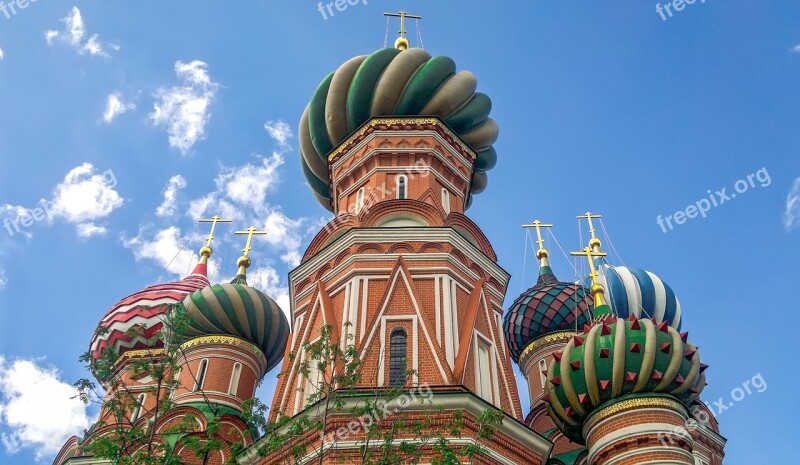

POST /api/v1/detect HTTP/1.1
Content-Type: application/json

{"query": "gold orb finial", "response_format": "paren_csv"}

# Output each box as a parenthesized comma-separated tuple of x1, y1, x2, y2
(234, 226, 268, 277)
(394, 37, 410, 51)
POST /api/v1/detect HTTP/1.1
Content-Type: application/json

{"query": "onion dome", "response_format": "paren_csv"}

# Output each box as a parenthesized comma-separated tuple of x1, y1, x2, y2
(179, 234, 290, 372)
(299, 47, 499, 211)
(543, 313, 706, 443)
(89, 263, 210, 362)
(503, 265, 593, 363)
(581, 261, 682, 330)
(545, 240, 706, 443)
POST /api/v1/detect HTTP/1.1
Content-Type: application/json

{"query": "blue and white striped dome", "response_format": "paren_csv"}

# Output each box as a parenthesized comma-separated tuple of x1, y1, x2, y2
(581, 261, 682, 330)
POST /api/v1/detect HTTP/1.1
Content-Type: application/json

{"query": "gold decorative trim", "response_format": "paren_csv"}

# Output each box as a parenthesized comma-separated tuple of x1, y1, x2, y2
(180, 335, 267, 365)
(327, 117, 478, 163)
(585, 396, 687, 429)
(518, 331, 576, 365)
(120, 348, 166, 360)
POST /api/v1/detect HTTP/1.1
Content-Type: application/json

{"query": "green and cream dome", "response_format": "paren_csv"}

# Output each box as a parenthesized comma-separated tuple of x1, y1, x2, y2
(299, 47, 499, 211)
(543, 308, 707, 443)
(180, 275, 290, 372)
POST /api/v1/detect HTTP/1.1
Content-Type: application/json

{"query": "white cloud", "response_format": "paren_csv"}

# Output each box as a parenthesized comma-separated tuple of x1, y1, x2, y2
(0, 356, 91, 460)
(216, 152, 284, 211)
(784, 177, 800, 231)
(155, 175, 187, 217)
(0, 270, 6, 290)
(264, 120, 292, 147)
(0, 48, 4, 61)
(261, 211, 303, 267)
(75, 223, 107, 238)
(123, 226, 198, 278)
(150, 60, 219, 155)
(103, 93, 136, 123)
(0, 204, 34, 240)
(51, 163, 123, 232)
(45, 7, 114, 57)
(793, 44, 800, 53)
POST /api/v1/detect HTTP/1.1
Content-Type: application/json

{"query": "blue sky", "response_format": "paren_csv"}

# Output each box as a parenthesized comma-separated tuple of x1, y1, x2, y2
(0, 1, 797, 463)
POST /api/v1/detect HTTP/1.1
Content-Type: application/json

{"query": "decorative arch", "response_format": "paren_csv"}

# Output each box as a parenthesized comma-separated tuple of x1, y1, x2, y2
(355, 243, 385, 255)
(444, 212, 498, 261)
(420, 242, 445, 253)
(302, 214, 358, 260)
(388, 243, 415, 254)
(360, 199, 445, 227)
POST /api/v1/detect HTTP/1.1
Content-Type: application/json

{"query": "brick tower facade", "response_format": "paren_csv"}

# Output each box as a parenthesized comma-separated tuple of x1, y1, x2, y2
(253, 118, 551, 464)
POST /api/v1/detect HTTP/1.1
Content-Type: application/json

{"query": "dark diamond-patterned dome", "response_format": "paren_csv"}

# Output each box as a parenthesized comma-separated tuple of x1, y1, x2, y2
(503, 266, 593, 363)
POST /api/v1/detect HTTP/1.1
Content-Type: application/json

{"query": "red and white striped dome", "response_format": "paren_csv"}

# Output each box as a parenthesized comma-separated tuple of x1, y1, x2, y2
(88, 264, 210, 362)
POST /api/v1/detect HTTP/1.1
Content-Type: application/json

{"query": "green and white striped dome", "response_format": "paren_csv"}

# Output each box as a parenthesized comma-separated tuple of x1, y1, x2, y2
(300, 47, 499, 211)
(180, 281, 289, 372)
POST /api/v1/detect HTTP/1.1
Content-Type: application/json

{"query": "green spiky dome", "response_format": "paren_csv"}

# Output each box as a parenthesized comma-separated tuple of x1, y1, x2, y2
(544, 311, 707, 443)
(180, 279, 290, 373)
(299, 48, 499, 211)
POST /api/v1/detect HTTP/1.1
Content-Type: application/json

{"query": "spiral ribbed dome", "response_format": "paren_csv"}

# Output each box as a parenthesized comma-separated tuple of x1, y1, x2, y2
(503, 266, 593, 363)
(300, 48, 499, 211)
(180, 279, 290, 372)
(581, 261, 682, 330)
(544, 313, 706, 443)
(89, 265, 210, 362)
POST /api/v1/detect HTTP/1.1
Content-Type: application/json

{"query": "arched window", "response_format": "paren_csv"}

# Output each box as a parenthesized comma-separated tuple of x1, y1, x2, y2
(396, 175, 408, 200)
(389, 329, 408, 387)
(131, 393, 146, 423)
(193, 359, 208, 392)
(441, 188, 450, 213)
(539, 359, 548, 389)
(228, 362, 242, 396)
(355, 187, 365, 213)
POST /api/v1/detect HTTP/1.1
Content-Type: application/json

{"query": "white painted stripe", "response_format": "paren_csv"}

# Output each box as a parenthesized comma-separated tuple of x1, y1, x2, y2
(647, 271, 667, 322)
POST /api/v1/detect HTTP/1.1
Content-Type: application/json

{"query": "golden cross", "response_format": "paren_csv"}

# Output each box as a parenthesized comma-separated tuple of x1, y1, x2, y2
(384, 10, 421, 50)
(522, 220, 553, 266)
(197, 215, 232, 263)
(235, 226, 269, 260)
(577, 211, 603, 252)
(522, 220, 553, 251)
(571, 247, 608, 307)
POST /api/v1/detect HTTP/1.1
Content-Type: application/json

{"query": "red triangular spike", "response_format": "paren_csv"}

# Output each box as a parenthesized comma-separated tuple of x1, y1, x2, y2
(660, 342, 671, 353)
(551, 376, 561, 386)
(564, 406, 574, 417)
(674, 374, 685, 384)
(630, 342, 641, 353)
(630, 319, 641, 330)
(599, 379, 611, 391)
(680, 332, 689, 342)
(700, 363, 709, 373)
(627, 314, 637, 322)
(599, 348, 610, 358)
(542, 395, 550, 402)
(657, 321, 670, 333)
(553, 352, 562, 363)
(684, 348, 697, 360)
(651, 370, 663, 381)
(601, 324, 612, 336)
(542, 369, 548, 377)
(574, 336, 584, 347)
(570, 360, 581, 371)
(625, 372, 637, 382)
(650, 317, 657, 324)
(583, 323, 593, 333)
(578, 393, 590, 404)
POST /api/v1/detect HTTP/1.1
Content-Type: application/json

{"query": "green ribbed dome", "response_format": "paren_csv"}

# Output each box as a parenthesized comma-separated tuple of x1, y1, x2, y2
(544, 311, 707, 443)
(299, 48, 499, 211)
(180, 281, 290, 372)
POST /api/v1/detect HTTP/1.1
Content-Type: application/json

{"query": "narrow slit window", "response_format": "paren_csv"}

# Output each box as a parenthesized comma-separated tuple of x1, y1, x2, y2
(477, 342, 492, 402)
(355, 187, 365, 213)
(539, 359, 548, 389)
(396, 175, 408, 200)
(441, 188, 451, 213)
(229, 362, 242, 396)
(389, 329, 408, 387)
(194, 359, 208, 392)
(131, 393, 146, 423)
